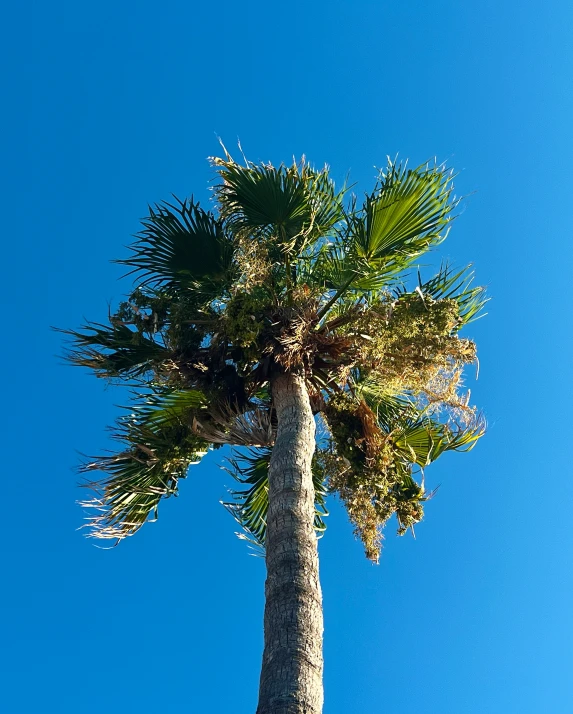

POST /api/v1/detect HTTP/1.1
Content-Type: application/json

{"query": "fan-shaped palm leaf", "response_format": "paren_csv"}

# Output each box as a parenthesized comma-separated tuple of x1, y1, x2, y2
(58, 321, 169, 379)
(352, 159, 455, 260)
(393, 415, 484, 467)
(413, 263, 488, 328)
(79, 403, 210, 541)
(118, 197, 233, 290)
(315, 160, 457, 307)
(213, 155, 345, 254)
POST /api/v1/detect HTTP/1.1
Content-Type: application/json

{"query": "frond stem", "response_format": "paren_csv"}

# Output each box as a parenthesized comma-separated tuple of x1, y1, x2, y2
(316, 276, 355, 323)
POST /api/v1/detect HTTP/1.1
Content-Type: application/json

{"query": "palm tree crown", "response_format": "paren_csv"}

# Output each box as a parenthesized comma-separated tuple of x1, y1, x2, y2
(62, 149, 486, 563)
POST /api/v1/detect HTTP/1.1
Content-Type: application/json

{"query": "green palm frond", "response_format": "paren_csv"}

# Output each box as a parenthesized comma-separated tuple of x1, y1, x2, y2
(223, 448, 329, 548)
(323, 390, 484, 559)
(79, 405, 210, 542)
(352, 159, 456, 261)
(312, 243, 363, 293)
(213, 154, 345, 254)
(317, 159, 457, 305)
(393, 415, 485, 467)
(214, 158, 309, 243)
(222, 449, 272, 547)
(414, 263, 488, 328)
(330, 371, 484, 465)
(58, 321, 169, 379)
(133, 389, 208, 426)
(352, 374, 417, 426)
(304, 165, 347, 238)
(118, 197, 232, 290)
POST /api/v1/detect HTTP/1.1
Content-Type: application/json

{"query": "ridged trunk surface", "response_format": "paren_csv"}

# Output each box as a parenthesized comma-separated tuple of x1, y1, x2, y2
(256, 372, 323, 714)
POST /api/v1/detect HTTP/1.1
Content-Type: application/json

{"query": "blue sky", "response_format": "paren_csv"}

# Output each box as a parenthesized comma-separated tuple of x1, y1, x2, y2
(3, 1, 573, 712)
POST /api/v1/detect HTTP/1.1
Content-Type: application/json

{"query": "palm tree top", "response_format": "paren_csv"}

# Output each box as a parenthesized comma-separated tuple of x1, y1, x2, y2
(60, 149, 486, 562)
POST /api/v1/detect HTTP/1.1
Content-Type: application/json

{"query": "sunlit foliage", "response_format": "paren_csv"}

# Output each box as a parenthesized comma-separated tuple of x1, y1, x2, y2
(60, 149, 486, 559)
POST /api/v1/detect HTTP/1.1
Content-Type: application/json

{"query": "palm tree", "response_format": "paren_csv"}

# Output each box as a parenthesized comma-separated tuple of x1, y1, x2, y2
(61, 148, 486, 714)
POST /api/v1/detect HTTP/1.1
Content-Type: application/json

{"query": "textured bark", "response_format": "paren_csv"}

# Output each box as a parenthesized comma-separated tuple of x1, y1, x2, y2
(256, 372, 323, 714)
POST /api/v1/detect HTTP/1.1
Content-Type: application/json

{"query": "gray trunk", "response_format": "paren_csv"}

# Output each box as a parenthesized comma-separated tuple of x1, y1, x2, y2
(256, 372, 324, 714)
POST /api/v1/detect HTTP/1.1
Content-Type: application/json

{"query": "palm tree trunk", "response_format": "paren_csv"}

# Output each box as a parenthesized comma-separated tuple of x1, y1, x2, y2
(256, 372, 323, 714)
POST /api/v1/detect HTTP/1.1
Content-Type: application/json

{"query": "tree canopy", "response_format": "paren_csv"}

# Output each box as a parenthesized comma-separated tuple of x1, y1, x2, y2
(61, 150, 486, 562)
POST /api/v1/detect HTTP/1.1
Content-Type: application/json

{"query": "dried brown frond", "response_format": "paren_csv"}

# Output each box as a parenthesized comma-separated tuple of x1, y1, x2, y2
(417, 364, 477, 428)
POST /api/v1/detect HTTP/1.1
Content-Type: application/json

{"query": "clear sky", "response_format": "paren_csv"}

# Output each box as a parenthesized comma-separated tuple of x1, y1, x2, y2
(3, 1, 573, 712)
